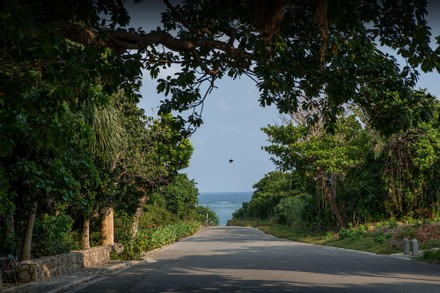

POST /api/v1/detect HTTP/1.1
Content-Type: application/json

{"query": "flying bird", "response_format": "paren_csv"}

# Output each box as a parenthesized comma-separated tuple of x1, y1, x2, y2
(229, 159, 234, 163)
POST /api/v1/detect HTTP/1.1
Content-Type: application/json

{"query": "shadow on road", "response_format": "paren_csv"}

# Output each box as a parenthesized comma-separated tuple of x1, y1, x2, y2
(76, 226, 440, 293)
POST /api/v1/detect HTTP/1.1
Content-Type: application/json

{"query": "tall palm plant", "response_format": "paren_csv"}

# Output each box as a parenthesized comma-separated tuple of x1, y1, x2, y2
(80, 94, 127, 247)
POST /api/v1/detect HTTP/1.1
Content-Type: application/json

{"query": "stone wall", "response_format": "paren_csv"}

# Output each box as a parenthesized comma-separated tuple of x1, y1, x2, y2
(17, 246, 111, 283)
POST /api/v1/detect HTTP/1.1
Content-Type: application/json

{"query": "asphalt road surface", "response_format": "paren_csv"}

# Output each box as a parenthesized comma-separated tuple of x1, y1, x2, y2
(70, 226, 440, 293)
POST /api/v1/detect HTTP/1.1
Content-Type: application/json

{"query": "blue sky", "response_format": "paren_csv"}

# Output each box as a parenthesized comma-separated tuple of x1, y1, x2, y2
(130, 2, 280, 193)
(139, 75, 280, 193)
(134, 2, 440, 193)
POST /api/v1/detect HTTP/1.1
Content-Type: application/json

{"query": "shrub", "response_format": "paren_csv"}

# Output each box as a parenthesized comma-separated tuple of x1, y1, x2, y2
(274, 195, 309, 227)
(339, 224, 369, 240)
(194, 205, 219, 226)
(419, 249, 440, 262)
(374, 231, 392, 243)
(32, 212, 80, 258)
(231, 202, 251, 219)
(117, 221, 200, 260)
(139, 204, 180, 227)
(248, 196, 277, 219)
(112, 203, 201, 259)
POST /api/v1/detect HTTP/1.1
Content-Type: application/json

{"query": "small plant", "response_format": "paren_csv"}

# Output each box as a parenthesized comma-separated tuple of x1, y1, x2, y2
(339, 224, 368, 240)
(419, 249, 440, 263)
(324, 231, 336, 240)
(386, 219, 399, 228)
(374, 232, 392, 244)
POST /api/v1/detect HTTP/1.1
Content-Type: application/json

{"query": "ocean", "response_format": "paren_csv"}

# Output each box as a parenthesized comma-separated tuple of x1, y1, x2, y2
(198, 191, 253, 226)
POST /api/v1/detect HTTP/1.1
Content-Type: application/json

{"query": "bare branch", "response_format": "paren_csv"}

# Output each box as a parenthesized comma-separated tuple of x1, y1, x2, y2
(61, 22, 253, 60)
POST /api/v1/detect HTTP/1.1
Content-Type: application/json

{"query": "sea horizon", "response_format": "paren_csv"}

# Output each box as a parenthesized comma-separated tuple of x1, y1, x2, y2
(198, 191, 253, 226)
(199, 190, 254, 194)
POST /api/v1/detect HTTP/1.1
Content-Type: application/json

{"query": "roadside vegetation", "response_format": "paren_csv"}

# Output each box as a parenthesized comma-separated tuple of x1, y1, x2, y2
(3, 0, 440, 268)
(418, 249, 440, 264)
(229, 218, 440, 256)
(0, 89, 219, 262)
(229, 102, 440, 262)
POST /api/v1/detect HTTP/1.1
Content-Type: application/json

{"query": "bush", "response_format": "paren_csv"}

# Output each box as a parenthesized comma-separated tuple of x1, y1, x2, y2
(248, 196, 277, 219)
(113, 211, 133, 244)
(32, 212, 80, 258)
(419, 249, 440, 262)
(194, 205, 219, 226)
(374, 231, 392, 244)
(274, 195, 309, 227)
(339, 224, 369, 240)
(231, 202, 251, 219)
(150, 174, 199, 220)
(117, 221, 200, 260)
(112, 204, 201, 260)
(139, 204, 181, 227)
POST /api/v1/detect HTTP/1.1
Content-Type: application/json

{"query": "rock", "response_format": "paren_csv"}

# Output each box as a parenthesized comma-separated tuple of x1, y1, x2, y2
(112, 243, 125, 255)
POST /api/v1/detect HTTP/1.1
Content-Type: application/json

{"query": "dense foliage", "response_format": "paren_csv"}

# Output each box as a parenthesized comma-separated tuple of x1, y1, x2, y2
(2, 0, 440, 261)
(2, 1, 439, 134)
(0, 90, 205, 257)
(232, 100, 440, 229)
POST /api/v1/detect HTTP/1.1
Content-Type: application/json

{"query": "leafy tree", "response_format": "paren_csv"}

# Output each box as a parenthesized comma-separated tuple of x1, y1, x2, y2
(153, 173, 199, 220)
(260, 95, 440, 227)
(234, 171, 309, 220)
(2, 1, 439, 136)
(3, 104, 83, 259)
(2, 0, 440, 257)
(263, 115, 371, 227)
(109, 99, 193, 238)
(382, 101, 440, 218)
(195, 206, 219, 226)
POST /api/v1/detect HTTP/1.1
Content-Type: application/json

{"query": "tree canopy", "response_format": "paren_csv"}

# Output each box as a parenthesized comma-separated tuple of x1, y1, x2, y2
(2, 0, 440, 138)
(233, 99, 440, 228)
(2, 0, 440, 258)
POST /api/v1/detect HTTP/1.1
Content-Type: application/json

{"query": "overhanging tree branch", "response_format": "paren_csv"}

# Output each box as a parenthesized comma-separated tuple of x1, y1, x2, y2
(61, 22, 253, 60)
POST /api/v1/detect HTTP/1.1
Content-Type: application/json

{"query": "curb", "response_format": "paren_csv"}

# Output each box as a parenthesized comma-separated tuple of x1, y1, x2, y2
(45, 261, 134, 293)
(1, 261, 135, 293)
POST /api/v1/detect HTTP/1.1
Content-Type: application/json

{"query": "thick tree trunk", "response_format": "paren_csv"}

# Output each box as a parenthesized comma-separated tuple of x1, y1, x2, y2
(130, 194, 149, 238)
(101, 207, 114, 246)
(21, 201, 37, 261)
(81, 217, 91, 249)
(318, 173, 346, 228)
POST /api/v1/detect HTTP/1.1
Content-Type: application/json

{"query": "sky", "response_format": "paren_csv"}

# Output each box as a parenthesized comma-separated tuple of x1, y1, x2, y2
(131, 1, 440, 193)
(130, 2, 280, 193)
(139, 74, 280, 193)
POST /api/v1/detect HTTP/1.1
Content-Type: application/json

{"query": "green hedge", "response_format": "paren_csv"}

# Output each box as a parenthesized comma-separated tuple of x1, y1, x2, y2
(117, 221, 200, 260)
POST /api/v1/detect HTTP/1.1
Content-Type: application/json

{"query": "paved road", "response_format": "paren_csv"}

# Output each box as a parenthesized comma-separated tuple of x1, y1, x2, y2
(70, 226, 439, 293)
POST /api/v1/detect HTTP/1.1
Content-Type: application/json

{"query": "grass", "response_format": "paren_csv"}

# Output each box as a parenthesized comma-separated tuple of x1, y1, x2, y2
(418, 249, 440, 263)
(421, 239, 440, 251)
(229, 218, 440, 257)
(257, 224, 400, 254)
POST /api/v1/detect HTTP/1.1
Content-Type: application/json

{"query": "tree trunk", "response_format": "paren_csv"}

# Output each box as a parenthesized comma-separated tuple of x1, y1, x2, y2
(101, 207, 114, 246)
(130, 194, 149, 238)
(318, 173, 346, 228)
(81, 217, 91, 249)
(21, 201, 37, 261)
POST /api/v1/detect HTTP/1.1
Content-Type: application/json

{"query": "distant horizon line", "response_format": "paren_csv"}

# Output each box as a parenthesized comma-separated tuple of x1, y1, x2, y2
(199, 190, 254, 194)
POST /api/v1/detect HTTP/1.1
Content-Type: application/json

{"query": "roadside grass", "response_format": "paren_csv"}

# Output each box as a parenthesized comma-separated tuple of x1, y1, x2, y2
(418, 249, 440, 263)
(257, 224, 400, 254)
(229, 218, 440, 258)
(421, 239, 440, 251)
